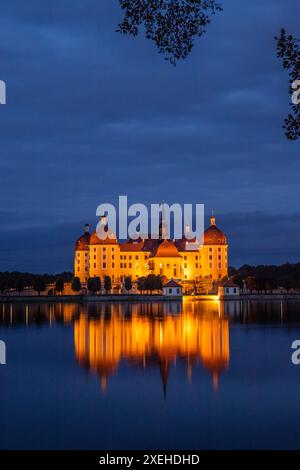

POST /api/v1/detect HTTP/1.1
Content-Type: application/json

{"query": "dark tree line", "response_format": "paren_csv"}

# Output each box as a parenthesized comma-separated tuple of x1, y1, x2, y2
(137, 274, 163, 292)
(117, 0, 222, 64)
(276, 29, 300, 140)
(0, 271, 73, 294)
(229, 263, 300, 291)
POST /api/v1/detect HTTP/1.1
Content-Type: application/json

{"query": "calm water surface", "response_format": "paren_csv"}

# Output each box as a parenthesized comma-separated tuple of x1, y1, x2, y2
(0, 300, 300, 450)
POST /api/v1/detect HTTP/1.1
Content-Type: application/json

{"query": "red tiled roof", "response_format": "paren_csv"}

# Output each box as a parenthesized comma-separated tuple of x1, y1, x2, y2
(151, 239, 182, 258)
(89, 231, 118, 245)
(120, 238, 149, 252)
(75, 232, 91, 251)
(203, 224, 227, 245)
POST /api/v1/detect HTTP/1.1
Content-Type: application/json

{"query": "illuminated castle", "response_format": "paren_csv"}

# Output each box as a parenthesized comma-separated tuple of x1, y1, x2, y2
(74, 214, 228, 285)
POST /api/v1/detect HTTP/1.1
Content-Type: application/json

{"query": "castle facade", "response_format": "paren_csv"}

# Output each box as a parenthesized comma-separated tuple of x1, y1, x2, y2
(74, 214, 228, 285)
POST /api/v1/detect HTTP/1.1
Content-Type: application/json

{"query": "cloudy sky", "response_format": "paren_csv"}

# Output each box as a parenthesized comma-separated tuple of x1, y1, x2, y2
(0, 0, 299, 272)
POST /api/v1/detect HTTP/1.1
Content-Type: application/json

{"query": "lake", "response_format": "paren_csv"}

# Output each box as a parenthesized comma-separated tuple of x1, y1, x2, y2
(0, 299, 299, 450)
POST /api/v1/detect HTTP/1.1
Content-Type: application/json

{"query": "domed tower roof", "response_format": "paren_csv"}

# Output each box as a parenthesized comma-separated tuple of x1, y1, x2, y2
(89, 231, 118, 245)
(152, 239, 182, 258)
(89, 215, 118, 245)
(203, 214, 227, 245)
(75, 224, 91, 251)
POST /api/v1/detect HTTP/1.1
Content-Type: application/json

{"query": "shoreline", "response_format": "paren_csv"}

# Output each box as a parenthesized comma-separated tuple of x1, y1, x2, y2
(1, 293, 300, 303)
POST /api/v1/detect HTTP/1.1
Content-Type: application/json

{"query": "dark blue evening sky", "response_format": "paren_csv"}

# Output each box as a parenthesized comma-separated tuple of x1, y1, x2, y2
(0, 0, 299, 272)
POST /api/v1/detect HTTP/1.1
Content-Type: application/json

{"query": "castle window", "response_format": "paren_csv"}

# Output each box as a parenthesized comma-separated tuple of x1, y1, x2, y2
(103, 263, 106, 269)
(135, 256, 138, 260)
(195, 255, 198, 260)
(112, 263, 115, 268)
(120, 263, 123, 268)
(218, 263, 222, 269)
(94, 255, 96, 260)
(195, 263, 198, 268)
(144, 255, 147, 259)
(103, 255, 106, 260)
(103, 247, 106, 252)
(124, 263, 127, 268)
(112, 247, 114, 252)
(184, 263, 187, 268)
(112, 255, 115, 260)
(209, 247, 212, 252)
(209, 263, 212, 269)
(209, 239, 212, 244)
(94, 263, 96, 268)
(218, 248, 221, 252)
(124, 255, 127, 260)
(218, 255, 221, 260)
(129, 263, 132, 268)
(129, 255, 132, 260)
(209, 255, 212, 260)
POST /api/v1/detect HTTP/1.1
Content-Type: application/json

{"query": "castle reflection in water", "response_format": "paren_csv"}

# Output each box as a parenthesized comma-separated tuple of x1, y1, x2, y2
(0, 300, 238, 394)
(74, 301, 229, 393)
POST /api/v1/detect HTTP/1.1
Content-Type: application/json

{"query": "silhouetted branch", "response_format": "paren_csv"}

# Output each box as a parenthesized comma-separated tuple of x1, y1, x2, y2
(275, 29, 300, 140)
(117, 0, 222, 65)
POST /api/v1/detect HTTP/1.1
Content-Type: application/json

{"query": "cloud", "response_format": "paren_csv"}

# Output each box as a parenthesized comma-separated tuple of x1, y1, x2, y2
(0, 0, 299, 270)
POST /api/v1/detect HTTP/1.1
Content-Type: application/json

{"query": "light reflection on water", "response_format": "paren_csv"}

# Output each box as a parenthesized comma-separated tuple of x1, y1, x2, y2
(0, 300, 300, 449)
(1, 301, 230, 394)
